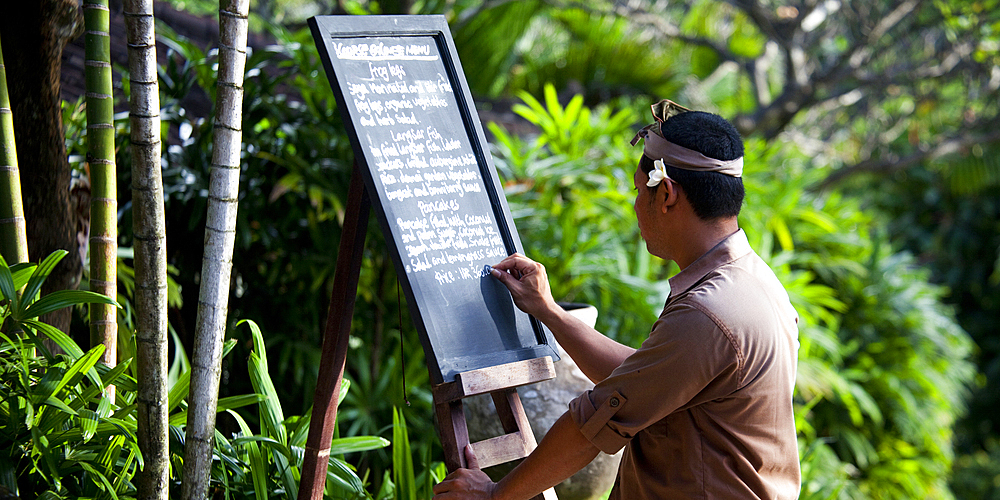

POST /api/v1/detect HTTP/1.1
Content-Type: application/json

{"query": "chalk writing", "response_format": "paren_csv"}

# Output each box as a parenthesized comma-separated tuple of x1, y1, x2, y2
(334, 36, 507, 284)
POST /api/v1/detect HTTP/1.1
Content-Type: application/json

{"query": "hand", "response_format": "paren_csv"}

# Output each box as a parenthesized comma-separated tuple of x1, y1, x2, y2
(432, 445, 497, 499)
(489, 253, 559, 320)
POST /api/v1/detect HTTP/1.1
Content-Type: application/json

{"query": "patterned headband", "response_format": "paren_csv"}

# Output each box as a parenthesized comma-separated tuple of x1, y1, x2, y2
(629, 99, 743, 178)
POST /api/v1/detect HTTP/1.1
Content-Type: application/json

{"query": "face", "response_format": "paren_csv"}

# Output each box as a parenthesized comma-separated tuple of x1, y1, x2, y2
(633, 164, 656, 250)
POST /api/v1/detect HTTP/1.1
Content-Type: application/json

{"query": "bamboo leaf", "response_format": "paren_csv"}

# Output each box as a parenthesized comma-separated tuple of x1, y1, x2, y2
(80, 408, 98, 442)
(167, 369, 191, 413)
(393, 406, 415, 500)
(18, 250, 67, 315)
(326, 456, 366, 494)
(98, 359, 134, 393)
(22, 319, 84, 358)
(0, 253, 17, 306)
(43, 395, 77, 416)
(79, 461, 120, 500)
(51, 344, 105, 398)
(329, 436, 390, 455)
(249, 351, 286, 443)
(22, 290, 120, 319)
(168, 394, 266, 426)
(226, 409, 269, 499)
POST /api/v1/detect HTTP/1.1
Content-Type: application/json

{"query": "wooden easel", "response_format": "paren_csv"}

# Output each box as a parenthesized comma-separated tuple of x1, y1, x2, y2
(298, 165, 559, 500)
(434, 356, 558, 500)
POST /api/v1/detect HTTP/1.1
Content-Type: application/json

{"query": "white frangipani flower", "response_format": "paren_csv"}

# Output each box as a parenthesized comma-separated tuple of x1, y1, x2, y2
(647, 159, 669, 187)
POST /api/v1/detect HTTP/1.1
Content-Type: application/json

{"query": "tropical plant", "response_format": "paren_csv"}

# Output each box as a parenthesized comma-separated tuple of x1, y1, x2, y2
(0, 250, 130, 498)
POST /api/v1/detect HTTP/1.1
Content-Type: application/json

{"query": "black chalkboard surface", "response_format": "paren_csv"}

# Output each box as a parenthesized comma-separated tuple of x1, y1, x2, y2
(309, 15, 558, 384)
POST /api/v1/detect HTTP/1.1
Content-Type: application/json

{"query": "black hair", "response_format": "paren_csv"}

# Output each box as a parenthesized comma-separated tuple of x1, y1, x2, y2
(639, 111, 745, 220)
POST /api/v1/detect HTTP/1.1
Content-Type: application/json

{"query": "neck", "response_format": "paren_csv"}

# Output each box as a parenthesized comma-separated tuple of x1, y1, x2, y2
(670, 217, 739, 270)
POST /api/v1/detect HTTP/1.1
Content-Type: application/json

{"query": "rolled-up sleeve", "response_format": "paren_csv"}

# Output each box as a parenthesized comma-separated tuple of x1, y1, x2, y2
(567, 302, 742, 454)
(569, 389, 629, 453)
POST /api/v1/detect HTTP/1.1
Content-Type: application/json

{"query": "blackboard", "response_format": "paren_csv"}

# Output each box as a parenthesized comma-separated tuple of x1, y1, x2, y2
(309, 15, 558, 384)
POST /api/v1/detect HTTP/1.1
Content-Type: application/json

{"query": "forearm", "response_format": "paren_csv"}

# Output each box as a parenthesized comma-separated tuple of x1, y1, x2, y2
(534, 305, 635, 383)
(492, 412, 600, 500)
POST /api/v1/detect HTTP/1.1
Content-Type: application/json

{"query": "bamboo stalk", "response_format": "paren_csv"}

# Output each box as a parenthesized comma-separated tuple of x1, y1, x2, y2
(83, 0, 118, 390)
(123, 1, 169, 498)
(180, 1, 250, 497)
(0, 37, 28, 265)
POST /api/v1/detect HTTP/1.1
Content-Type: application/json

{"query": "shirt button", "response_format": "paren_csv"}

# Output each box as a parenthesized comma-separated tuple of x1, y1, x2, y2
(609, 397, 620, 407)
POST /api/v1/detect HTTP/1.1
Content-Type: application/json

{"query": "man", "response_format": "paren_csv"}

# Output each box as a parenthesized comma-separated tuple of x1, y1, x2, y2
(433, 101, 801, 499)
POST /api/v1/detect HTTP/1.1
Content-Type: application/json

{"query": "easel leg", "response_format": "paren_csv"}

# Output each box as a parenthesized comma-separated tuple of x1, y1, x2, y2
(435, 398, 471, 471)
(299, 163, 370, 500)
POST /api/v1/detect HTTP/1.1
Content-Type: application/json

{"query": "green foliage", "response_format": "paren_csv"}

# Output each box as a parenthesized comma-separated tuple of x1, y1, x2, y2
(0, 251, 135, 498)
(489, 84, 667, 344)
(452, 3, 683, 101)
(0, 250, 391, 498)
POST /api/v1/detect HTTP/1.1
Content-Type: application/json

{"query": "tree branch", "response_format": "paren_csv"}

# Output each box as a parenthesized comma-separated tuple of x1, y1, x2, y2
(815, 126, 1000, 190)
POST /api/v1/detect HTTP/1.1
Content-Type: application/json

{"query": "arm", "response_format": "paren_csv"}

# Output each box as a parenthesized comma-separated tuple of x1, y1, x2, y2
(491, 254, 635, 383)
(432, 412, 600, 500)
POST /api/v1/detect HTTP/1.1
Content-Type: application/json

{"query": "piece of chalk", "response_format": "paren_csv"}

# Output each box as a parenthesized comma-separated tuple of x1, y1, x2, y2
(484, 264, 493, 276)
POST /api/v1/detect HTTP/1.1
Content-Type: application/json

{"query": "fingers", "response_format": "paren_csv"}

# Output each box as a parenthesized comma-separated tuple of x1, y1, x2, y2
(492, 253, 542, 280)
(464, 444, 480, 470)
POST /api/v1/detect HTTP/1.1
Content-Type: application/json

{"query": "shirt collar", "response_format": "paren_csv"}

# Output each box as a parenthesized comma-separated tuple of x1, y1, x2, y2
(667, 229, 753, 302)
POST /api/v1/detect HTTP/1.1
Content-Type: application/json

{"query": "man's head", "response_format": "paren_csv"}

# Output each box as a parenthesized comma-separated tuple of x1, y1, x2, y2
(637, 111, 745, 220)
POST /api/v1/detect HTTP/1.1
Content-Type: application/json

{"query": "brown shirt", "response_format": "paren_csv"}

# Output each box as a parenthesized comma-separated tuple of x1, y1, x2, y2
(568, 230, 800, 499)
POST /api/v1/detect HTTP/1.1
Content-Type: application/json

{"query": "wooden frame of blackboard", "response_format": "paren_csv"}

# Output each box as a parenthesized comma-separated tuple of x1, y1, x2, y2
(308, 14, 559, 385)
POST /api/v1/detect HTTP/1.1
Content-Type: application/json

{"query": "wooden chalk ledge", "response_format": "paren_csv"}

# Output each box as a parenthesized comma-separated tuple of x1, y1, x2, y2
(433, 356, 556, 404)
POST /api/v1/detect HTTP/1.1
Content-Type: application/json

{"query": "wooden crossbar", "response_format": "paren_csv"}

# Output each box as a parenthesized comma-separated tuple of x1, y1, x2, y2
(433, 357, 559, 500)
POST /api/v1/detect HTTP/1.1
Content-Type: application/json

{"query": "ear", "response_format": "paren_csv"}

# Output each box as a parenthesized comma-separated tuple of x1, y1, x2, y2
(659, 178, 680, 214)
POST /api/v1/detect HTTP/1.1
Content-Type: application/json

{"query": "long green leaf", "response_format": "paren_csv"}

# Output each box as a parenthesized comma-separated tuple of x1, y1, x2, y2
(326, 456, 366, 494)
(22, 319, 103, 389)
(22, 319, 84, 358)
(329, 436, 390, 455)
(227, 409, 268, 500)
(80, 408, 98, 442)
(393, 406, 415, 500)
(168, 394, 266, 425)
(18, 250, 67, 315)
(249, 352, 285, 443)
(22, 289, 119, 320)
(50, 344, 105, 400)
(0, 253, 17, 305)
(9, 263, 35, 290)
(79, 461, 120, 500)
(166, 369, 191, 413)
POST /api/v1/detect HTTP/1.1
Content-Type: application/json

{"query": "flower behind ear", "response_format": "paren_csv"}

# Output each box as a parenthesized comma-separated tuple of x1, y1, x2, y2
(647, 159, 668, 187)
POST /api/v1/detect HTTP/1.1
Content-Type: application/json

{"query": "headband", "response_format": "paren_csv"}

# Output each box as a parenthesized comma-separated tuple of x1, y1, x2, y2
(629, 99, 744, 178)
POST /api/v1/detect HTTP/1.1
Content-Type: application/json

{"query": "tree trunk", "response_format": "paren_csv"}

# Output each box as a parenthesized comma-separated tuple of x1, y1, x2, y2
(123, 1, 168, 498)
(181, 0, 250, 497)
(0, 1, 84, 334)
(84, 0, 118, 395)
(0, 37, 29, 265)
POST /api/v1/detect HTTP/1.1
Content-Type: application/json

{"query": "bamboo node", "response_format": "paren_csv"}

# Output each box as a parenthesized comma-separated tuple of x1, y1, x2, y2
(219, 9, 250, 20)
(213, 122, 242, 132)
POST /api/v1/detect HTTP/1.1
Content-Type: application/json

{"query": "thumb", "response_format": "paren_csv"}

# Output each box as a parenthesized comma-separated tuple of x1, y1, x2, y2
(490, 267, 517, 288)
(464, 444, 480, 470)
